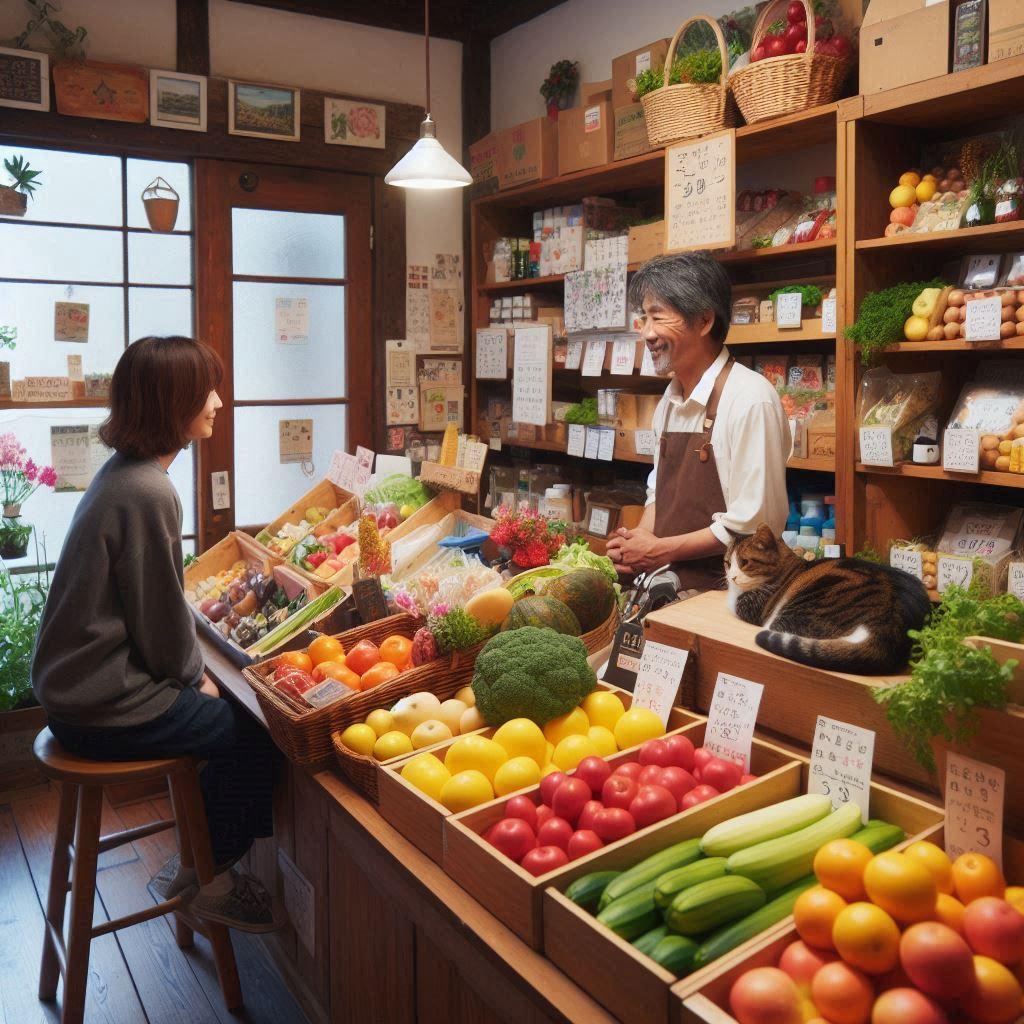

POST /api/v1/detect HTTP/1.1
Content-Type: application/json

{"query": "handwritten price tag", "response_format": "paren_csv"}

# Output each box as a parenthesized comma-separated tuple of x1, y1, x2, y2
(640, 346, 657, 377)
(634, 429, 656, 457)
(890, 546, 924, 579)
(1007, 562, 1024, 599)
(633, 642, 689, 725)
(964, 296, 1002, 342)
(937, 555, 974, 593)
(567, 423, 586, 457)
(705, 673, 764, 772)
(775, 292, 803, 329)
(943, 428, 980, 474)
(945, 752, 1004, 868)
(859, 426, 894, 467)
(597, 427, 616, 461)
(610, 338, 635, 375)
(582, 338, 607, 377)
(589, 506, 611, 536)
(821, 296, 837, 334)
(584, 426, 600, 460)
(809, 716, 875, 823)
(565, 338, 584, 370)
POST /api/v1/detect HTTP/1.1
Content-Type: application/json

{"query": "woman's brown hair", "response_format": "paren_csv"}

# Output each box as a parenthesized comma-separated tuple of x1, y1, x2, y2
(99, 336, 223, 458)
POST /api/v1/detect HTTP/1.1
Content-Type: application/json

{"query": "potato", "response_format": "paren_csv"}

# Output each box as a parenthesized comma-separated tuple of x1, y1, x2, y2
(927, 326, 945, 340)
(948, 289, 966, 307)
(943, 305, 961, 324)
(923, 562, 938, 576)
(1017, 289, 1024, 305)
(943, 321, 961, 339)
(981, 434, 1000, 450)
(1002, 321, 1017, 339)
(1017, 321, 1024, 336)
(997, 455, 1012, 471)
(1012, 422, 1024, 439)
(1017, 305, 1024, 323)
(981, 449, 999, 469)
(1000, 439, 1014, 455)
(1003, 305, 1017, 323)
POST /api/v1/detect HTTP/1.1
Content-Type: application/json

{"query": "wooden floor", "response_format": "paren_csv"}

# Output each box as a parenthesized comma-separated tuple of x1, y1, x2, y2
(0, 783, 310, 1024)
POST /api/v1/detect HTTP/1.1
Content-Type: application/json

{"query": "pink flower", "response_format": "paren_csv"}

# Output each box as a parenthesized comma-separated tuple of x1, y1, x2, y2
(23, 459, 38, 483)
(348, 106, 379, 139)
(39, 466, 58, 488)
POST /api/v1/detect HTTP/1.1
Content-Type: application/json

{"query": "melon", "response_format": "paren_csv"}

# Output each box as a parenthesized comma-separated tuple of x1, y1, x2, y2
(502, 595, 581, 636)
(465, 586, 514, 627)
(544, 568, 615, 632)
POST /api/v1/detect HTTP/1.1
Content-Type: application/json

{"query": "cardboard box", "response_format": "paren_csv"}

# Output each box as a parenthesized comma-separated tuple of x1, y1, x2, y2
(557, 101, 614, 175)
(627, 220, 664, 265)
(808, 410, 837, 460)
(468, 132, 499, 193)
(860, 0, 951, 93)
(581, 78, 612, 104)
(613, 102, 652, 160)
(611, 38, 670, 109)
(498, 117, 558, 190)
(989, 0, 1024, 62)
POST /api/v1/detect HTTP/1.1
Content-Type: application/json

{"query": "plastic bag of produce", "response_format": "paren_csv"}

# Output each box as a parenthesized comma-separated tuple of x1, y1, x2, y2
(857, 367, 941, 464)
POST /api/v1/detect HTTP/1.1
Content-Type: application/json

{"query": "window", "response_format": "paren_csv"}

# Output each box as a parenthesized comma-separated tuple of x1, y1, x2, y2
(0, 146, 196, 567)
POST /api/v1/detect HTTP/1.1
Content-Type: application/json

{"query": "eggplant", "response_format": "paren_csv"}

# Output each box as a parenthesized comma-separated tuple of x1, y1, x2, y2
(206, 600, 229, 623)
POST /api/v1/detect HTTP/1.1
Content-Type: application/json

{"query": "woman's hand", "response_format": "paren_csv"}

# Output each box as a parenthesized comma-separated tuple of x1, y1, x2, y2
(199, 672, 221, 699)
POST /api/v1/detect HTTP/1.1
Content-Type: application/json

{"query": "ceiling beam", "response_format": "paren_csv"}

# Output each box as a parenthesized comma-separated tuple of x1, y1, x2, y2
(470, 0, 569, 40)
(177, 0, 210, 75)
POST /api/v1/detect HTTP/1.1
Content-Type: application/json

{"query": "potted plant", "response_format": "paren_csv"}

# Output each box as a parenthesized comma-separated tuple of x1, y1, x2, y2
(540, 59, 579, 120)
(1, 432, 57, 558)
(0, 155, 42, 218)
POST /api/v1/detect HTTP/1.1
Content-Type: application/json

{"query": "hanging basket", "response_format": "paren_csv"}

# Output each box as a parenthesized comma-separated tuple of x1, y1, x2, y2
(141, 177, 179, 233)
(729, 0, 852, 126)
(639, 14, 737, 150)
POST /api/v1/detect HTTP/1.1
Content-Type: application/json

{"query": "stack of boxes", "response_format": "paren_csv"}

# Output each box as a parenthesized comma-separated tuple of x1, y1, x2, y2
(611, 39, 670, 160)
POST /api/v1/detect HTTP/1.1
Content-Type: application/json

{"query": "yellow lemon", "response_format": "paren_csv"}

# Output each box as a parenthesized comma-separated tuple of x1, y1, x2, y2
(552, 734, 599, 771)
(400, 754, 450, 802)
(587, 725, 618, 757)
(898, 170, 921, 188)
(340, 723, 376, 756)
(889, 184, 918, 209)
(455, 685, 476, 707)
(364, 708, 394, 737)
(904, 315, 930, 342)
(444, 735, 508, 783)
(582, 690, 626, 732)
(435, 699, 467, 735)
(493, 756, 542, 796)
(543, 741, 555, 765)
(543, 707, 590, 746)
(915, 178, 937, 203)
(614, 708, 666, 749)
(410, 719, 453, 749)
(372, 730, 414, 760)
(440, 769, 493, 812)
(493, 718, 547, 765)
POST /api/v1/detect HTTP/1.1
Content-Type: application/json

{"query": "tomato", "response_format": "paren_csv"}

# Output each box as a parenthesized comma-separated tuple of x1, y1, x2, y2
(740, 772, 759, 785)
(276, 650, 313, 673)
(573, 756, 611, 797)
(787, 1, 806, 23)
(612, 761, 642, 781)
(638, 739, 674, 767)
(784, 22, 807, 48)
(577, 799, 603, 831)
(592, 807, 636, 843)
(538, 771, 568, 807)
(345, 639, 381, 676)
(274, 667, 316, 700)
(794, 39, 807, 53)
(750, 44, 766, 62)
(702, 757, 742, 793)
(638, 765, 665, 788)
(503, 795, 538, 832)
(658, 766, 697, 806)
(535, 804, 554, 829)
(601, 774, 638, 811)
(663, 734, 695, 771)
(307, 634, 345, 667)
(629, 784, 677, 829)
(680, 784, 719, 809)
(551, 777, 591, 826)
(764, 34, 789, 58)
(829, 35, 851, 57)
(379, 635, 413, 667)
(485, 818, 537, 863)
(567, 829, 603, 861)
(693, 747, 715, 775)
(315, 661, 361, 691)
(520, 845, 569, 877)
(536, 816, 573, 852)
(359, 661, 400, 691)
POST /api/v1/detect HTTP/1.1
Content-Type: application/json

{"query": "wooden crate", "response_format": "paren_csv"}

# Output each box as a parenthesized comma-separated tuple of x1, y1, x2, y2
(545, 771, 944, 1024)
(443, 723, 802, 950)
(260, 477, 359, 548)
(389, 504, 495, 585)
(378, 687, 702, 865)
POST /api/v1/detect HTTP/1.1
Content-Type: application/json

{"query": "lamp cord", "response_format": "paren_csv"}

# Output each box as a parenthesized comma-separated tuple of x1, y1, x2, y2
(424, 0, 431, 119)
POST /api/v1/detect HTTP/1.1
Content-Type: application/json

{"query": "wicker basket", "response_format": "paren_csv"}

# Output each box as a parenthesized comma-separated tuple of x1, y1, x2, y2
(729, 0, 852, 126)
(640, 14, 737, 149)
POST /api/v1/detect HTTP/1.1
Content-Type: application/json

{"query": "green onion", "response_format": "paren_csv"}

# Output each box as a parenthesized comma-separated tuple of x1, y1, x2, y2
(249, 587, 345, 655)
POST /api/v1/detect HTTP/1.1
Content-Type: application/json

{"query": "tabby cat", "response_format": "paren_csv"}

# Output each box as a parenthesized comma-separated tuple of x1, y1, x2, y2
(724, 524, 931, 675)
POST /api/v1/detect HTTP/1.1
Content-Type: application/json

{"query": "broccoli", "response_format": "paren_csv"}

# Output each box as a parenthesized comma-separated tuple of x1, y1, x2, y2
(471, 626, 598, 727)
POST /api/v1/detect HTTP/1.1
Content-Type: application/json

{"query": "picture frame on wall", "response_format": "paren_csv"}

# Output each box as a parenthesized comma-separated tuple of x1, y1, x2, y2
(324, 97, 386, 149)
(228, 81, 300, 141)
(149, 69, 207, 132)
(0, 46, 50, 111)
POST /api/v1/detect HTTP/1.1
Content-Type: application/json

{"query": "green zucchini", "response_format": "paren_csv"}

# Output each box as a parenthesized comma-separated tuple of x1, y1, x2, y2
(666, 876, 766, 936)
(692, 876, 817, 969)
(850, 821, 905, 854)
(598, 838, 703, 910)
(700, 794, 833, 857)
(565, 870, 620, 913)
(654, 857, 728, 910)
(632, 924, 669, 957)
(650, 935, 699, 976)
(596, 884, 662, 940)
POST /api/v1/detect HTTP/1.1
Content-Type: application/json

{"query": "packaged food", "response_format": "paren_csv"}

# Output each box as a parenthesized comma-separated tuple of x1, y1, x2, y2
(1003, 253, 1024, 288)
(755, 355, 789, 389)
(938, 501, 1023, 568)
(857, 368, 942, 464)
(730, 296, 759, 324)
(787, 355, 824, 391)
(960, 253, 1004, 289)
(908, 192, 971, 234)
(826, 354, 836, 391)
(996, 179, 1023, 224)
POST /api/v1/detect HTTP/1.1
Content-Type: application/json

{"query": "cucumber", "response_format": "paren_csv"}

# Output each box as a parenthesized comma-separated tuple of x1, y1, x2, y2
(692, 876, 817, 969)
(596, 884, 662, 940)
(666, 876, 766, 936)
(598, 838, 703, 910)
(632, 924, 669, 957)
(726, 802, 862, 893)
(565, 871, 620, 913)
(654, 857, 728, 910)
(699, 794, 833, 857)
(650, 935, 699, 976)
(850, 821, 905, 854)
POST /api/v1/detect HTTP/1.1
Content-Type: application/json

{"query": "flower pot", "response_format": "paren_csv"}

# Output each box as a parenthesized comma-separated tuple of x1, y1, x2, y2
(0, 186, 27, 217)
(142, 177, 180, 233)
(0, 534, 29, 559)
(3, 502, 21, 518)
(0, 705, 47, 793)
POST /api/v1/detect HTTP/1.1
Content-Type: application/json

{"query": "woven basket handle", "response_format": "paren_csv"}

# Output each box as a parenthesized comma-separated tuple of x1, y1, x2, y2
(661, 13, 730, 92)
(751, 0, 816, 62)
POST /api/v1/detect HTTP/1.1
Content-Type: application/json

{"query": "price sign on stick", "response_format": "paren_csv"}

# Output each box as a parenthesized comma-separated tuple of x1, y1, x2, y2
(859, 426, 894, 467)
(809, 716, 875, 822)
(705, 673, 764, 772)
(633, 642, 689, 725)
(890, 546, 924, 579)
(582, 338, 607, 377)
(821, 296, 837, 334)
(945, 752, 1004, 868)
(566, 423, 585, 457)
(943, 428, 980, 474)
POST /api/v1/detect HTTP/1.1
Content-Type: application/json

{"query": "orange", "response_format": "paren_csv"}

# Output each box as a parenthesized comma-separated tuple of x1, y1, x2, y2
(794, 885, 848, 950)
(903, 840, 954, 895)
(933, 892, 967, 934)
(863, 851, 937, 924)
(952, 852, 1005, 904)
(809, 961, 874, 1024)
(814, 839, 873, 901)
(359, 661, 400, 691)
(1005, 886, 1024, 916)
(276, 649, 313, 673)
(969, 955, 1024, 1024)
(307, 634, 345, 666)
(831, 901, 901, 974)
(345, 639, 381, 677)
(379, 635, 413, 667)
(315, 661, 361, 690)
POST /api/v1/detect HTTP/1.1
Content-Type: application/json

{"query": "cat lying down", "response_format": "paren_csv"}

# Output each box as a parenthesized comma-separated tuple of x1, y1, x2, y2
(725, 525, 932, 675)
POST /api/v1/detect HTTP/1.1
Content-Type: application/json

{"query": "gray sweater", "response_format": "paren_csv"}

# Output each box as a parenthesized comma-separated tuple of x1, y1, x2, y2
(31, 452, 203, 728)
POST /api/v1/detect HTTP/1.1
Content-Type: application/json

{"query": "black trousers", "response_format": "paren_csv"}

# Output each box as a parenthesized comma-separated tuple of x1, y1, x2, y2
(49, 687, 280, 866)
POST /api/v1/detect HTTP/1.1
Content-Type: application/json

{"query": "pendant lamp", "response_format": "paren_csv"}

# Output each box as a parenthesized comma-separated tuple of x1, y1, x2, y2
(385, 0, 472, 190)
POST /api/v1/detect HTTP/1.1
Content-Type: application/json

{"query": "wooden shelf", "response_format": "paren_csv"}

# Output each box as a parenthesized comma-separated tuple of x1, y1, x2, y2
(883, 338, 1024, 353)
(478, 274, 565, 295)
(856, 462, 1024, 489)
(856, 220, 1024, 255)
(788, 455, 836, 473)
(0, 398, 108, 410)
(726, 322, 836, 346)
(718, 238, 836, 264)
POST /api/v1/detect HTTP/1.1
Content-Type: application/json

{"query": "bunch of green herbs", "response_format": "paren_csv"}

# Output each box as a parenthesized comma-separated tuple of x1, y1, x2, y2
(768, 284, 824, 308)
(563, 397, 598, 425)
(429, 607, 488, 653)
(0, 547, 50, 711)
(846, 278, 947, 363)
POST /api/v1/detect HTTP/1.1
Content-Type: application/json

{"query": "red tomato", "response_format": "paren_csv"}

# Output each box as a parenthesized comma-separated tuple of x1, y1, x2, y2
(551, 778, 591, 827)
(612, 761, 643, 782)
(574, 756, 611, 797)
(629, 785, 677, 829)
(638, 739, 673, 767)
(664, 734, 696, 772)
(829, 34, 851, 57)
(702, 757, 743, 793)
(592, 807, 636, 843)
(658, 766, 698, 806)
(794, 39, 807, 53)
(787, 1, 806, 23)
(521, 845, 569, 877)
(504, 795, 538, 833)
(638, 765, 665, 788)
(539, 771, 568, 807)
(784, 22, 807, 47)
(814, 13, 833, 38)
(693, 747, 715, 775)
(567, 829, 604, 861)
(485, 819, 537, 863)
(536, 816, 573, 852)
(764, 34, 789, 58)
(680, 784, 719, 810)
(535, 804, 554, 829)
(750, 44, 766, 62)
(345, 639, 380, 677)
(740, 773, 759, 786)
(601, 774, 638, 811)
(577, 799, 603, 831)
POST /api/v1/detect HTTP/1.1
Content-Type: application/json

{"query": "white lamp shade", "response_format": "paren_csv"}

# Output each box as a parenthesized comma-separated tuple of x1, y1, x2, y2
(385, 134, 472, 190)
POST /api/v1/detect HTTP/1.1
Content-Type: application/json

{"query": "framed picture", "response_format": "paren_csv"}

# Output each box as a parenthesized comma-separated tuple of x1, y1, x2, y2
(0, 46, 50, 111)
(228, 81, 300, 141)
(324, 97, 385, 149)
(52, 59, 148, 122)
(149, 69, 206, 131)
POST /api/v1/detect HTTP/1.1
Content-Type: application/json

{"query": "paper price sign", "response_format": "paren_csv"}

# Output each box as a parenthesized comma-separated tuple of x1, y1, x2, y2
(704, 673, 764, 772)
(610, 338, 635, 375)
(582, 338, 607, 377)
(597, 427, 615, 461)
(890, 546, 924, 579)
(211, 470, 231, 511)
(475, 328, 508, 380)
(279, 419, 313, 464)
(633, 642, 689, 725)
(775, 292, 803, 329)
(937, 555, 973, 593)
(567, 423, 586, 457)
(964, 296, 1002, 342)
(821, 296, 837, 334)
(809, 716, 875, 823)
(634, 430, 656, 457)
(565, 338, 584, 370)
(327, 449, 358, 490)
(640, 346, 657, 378)
(943, 428, 980, 474)
(859, 426, 894, 467)
(1007, 561, 1024, 599)
(584, 426, 600, 460)
(945, 752, 1004, 868)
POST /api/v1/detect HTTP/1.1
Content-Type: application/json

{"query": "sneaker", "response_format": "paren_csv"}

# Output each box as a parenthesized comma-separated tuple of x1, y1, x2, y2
(147, 853, 197, 902)
(189, 872, 279, 934)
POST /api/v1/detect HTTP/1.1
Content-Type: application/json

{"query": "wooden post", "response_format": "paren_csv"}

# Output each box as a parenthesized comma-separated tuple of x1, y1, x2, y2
(177, 0, 210, 77)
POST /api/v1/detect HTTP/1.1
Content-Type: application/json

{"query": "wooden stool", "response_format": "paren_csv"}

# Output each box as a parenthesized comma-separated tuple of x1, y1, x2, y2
(33, 728, 243, 1024)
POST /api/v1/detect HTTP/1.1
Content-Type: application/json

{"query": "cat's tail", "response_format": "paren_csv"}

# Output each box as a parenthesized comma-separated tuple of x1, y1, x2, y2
(754, 626, 907, 676)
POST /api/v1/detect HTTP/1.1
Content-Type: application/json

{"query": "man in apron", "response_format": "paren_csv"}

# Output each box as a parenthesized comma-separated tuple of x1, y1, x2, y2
(606, 252, 790, 598)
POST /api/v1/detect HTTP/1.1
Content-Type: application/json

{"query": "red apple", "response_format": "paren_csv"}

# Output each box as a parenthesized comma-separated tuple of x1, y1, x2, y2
(601, 774, 639, 811)
(592, 807, 636, 843)
(658, 766, 698, 806)
(750, 44, 766, 62)
(795, 39, 807, 52)
(629, 785, 677, 829)
(551, 777, 591, 827)
(962, 898, 1024, 964)
(567, 829, 604, 861)
(764, 34, 788, 58)
(574, 756, 612, 797)
(787, 1, 806, 23)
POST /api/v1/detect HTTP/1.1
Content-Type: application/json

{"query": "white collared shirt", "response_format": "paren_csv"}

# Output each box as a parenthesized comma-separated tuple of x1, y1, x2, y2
(646, 346, 791, 545)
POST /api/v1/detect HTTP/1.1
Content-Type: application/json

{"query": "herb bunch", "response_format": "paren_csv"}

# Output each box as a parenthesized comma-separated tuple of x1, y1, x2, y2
(768, 284, 824, 308)
(428, 606, 488, 653)
(846, 278, 947, 363)
(0, 541, 50, 711)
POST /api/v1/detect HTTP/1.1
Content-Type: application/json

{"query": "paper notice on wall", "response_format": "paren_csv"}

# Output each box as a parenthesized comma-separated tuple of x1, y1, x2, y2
(278, 418, 313, 464)
(406, 263, 431, 347)
(511, 325, 552, 427)
(211, 470, 231, 510)
(665, 129, 736, 254)
(275, 296, 309, 345)
(12, 377, 73, 402)
(385, 339, 416, 388)
(50, 425, 107, 492)
(386, 386, 419, 425)
(475, 328, 508, 380)
(54, 301, 89, 342)
(564, 267, 628, 332)
(67, 354, 83, 381)
(610, 337, 636, 375)
(430, 253, 464, 352)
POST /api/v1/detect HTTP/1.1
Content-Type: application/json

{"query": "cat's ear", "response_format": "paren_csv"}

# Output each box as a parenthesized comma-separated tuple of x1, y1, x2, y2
(753, 523, 777, 549)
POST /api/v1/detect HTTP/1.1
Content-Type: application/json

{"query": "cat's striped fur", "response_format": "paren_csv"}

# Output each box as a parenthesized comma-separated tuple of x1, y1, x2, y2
(724, 524, 931, 675)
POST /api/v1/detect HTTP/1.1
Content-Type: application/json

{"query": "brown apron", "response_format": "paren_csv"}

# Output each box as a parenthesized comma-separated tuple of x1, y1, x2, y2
(653, 358, 734, 592)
